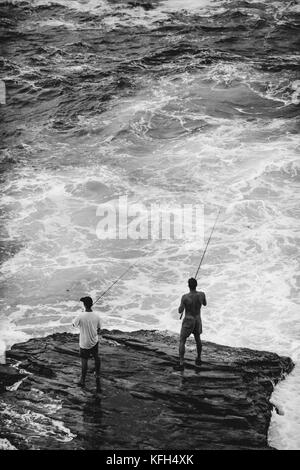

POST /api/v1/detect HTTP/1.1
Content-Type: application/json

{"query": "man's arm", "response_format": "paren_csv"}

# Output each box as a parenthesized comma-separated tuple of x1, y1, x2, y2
(178, 295, 185, 314)
(72, 315, 80, 328)
(97, 317, 101, 335)
(202, 293, 207, 307)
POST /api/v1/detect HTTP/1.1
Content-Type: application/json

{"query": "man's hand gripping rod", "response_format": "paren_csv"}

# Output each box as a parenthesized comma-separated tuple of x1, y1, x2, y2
(180, 208, 222, 320)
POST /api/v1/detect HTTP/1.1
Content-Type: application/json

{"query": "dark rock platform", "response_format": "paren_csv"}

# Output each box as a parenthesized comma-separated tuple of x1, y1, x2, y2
(0, 330, 294, 450)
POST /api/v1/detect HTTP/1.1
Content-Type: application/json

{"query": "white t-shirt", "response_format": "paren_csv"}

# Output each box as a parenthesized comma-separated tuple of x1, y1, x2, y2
(73, 311, 101, 349)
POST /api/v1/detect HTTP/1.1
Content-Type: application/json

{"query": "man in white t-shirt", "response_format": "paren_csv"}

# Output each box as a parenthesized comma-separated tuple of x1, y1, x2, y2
(73, 296, 101, 392)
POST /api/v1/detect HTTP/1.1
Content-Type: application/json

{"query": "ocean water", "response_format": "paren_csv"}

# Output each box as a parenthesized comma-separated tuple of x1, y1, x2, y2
(0, 0, 299, 449)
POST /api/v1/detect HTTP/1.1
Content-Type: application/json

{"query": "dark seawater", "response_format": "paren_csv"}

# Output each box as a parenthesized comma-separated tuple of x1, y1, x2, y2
(0, 0, 299, 448)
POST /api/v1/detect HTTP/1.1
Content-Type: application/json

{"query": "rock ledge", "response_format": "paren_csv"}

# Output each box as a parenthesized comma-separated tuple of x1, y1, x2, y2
(0, 330, 294, 450)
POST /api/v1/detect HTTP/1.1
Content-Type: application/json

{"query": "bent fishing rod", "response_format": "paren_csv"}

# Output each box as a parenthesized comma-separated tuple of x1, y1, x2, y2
(93, 260, 138, 305)
(180, 207, 222, 319)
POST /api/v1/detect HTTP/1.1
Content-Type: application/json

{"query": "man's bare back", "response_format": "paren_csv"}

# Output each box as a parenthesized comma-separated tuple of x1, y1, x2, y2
(179, 290, 207, 317)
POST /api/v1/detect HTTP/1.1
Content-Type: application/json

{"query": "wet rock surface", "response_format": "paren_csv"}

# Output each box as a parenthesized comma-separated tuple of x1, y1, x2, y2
(0, 330, 294, 450)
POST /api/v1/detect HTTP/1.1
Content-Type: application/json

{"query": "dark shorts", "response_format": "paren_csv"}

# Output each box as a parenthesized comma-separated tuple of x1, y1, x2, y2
(180, 315, 202, 340)
(79, 342, 99, 359)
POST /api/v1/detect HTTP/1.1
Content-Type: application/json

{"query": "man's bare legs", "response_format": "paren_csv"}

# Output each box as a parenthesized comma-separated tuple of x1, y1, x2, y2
(179, 335, 202, 364)
(194, 333, 202, 364)
(79, 357, 88, 386)
(79, 354, 101, 392)
(93, 353, 101, 393)
(173, 336, 187, 371)
(179, 337, 186, 366)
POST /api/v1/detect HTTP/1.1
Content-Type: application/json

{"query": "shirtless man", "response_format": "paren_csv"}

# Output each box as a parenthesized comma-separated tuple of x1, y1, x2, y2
(174, 278, 207, 371)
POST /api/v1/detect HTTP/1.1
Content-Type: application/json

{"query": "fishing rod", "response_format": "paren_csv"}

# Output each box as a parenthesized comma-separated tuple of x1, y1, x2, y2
(194, 207, 222, 280)
(93, 260, 138, 305)
(93, 208, 221, 307)
(180, 207, 222, 319)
